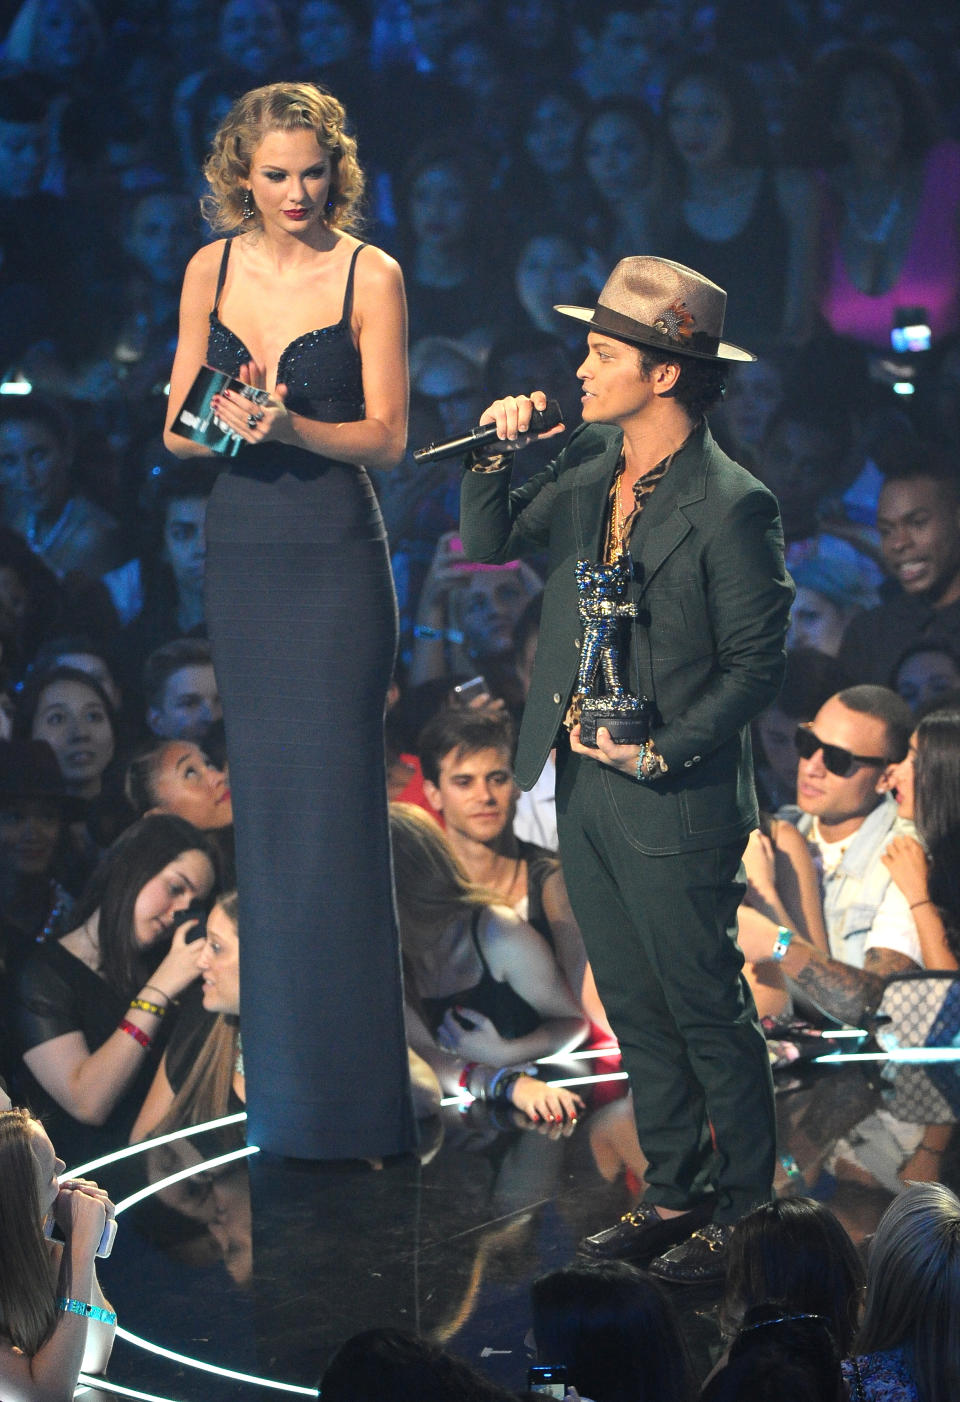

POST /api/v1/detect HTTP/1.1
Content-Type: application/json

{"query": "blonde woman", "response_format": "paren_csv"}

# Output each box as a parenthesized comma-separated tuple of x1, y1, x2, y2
(845, 1182, 960, 1401)
(390, 803, 586, 1125)
(163, 81, 414, 1159)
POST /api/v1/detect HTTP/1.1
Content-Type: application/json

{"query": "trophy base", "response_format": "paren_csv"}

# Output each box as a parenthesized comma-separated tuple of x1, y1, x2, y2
(579, 706, 650, 749)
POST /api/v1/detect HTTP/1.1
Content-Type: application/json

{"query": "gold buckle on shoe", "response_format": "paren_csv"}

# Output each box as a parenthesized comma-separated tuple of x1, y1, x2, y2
(690, 1229, 722, 1252)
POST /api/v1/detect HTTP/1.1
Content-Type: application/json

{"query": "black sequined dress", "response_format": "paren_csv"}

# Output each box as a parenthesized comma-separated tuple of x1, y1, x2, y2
(204, 238, 415, 1159)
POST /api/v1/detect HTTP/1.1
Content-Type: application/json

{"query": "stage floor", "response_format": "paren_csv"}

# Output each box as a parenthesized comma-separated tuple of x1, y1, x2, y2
(72, 1049, 960, 1401)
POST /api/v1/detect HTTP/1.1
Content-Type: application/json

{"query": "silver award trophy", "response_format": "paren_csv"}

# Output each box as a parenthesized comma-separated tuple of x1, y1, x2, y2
(574, 555, 652, 748)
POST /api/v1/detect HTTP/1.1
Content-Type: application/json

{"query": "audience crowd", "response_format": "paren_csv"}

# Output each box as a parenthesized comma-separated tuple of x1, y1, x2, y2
(2, 0, 960, 1398)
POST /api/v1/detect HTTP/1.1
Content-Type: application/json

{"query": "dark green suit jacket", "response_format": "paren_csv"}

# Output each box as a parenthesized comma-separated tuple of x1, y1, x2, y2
(460, 419, 794, 855)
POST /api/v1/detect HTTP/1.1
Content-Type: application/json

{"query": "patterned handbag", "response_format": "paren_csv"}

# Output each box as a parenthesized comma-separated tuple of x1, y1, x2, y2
(872, 970, 960, 1051)
(871, 971, 960, 1123)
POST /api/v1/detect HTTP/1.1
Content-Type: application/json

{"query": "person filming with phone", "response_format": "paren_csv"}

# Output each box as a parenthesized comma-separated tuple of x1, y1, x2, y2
(0, 1107, 117, 1400)
(410, 529, 542, 707)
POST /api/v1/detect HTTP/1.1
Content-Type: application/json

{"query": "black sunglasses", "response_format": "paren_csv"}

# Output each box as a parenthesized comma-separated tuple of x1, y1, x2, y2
(794, 724, 890, 778)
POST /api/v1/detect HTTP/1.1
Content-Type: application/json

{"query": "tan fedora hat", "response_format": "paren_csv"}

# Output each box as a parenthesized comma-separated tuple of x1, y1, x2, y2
(555, 255, 755, 362)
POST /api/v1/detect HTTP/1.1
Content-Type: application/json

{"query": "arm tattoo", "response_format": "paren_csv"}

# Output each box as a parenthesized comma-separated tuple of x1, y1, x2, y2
(786, 958, 887, 1026)
(863, 949, 918, 978)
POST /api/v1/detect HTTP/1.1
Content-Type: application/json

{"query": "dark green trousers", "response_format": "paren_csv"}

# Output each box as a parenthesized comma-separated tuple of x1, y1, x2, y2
(555, 746, 775, 1222)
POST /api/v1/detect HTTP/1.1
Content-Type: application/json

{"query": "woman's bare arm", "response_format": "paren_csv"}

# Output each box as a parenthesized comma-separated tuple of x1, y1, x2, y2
(208, 247, 409, 470)
(163, 242, 223, 459)
(774, 819, 830, 951)
(129, 1052, 176, 1143)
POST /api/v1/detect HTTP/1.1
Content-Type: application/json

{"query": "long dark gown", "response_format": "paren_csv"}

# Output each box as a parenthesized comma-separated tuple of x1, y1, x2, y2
(203, 237, 416, 1159)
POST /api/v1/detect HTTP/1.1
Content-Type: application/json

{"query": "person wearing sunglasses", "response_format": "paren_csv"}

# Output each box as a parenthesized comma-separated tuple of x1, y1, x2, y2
(736, 685, 921, 1026)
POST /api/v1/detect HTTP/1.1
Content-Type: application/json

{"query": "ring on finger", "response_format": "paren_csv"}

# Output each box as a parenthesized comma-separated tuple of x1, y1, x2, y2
(246, 412, 259, 429)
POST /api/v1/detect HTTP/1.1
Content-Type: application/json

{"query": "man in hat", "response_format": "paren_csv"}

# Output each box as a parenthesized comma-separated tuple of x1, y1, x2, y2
(459, 257, 794, 1281)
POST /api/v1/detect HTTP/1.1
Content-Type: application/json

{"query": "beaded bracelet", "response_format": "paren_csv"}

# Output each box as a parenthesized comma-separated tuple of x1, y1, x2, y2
(119, 1018, 152, 1050)
(129, 997, 166, 1018)
(57, 1297, 117, 1326)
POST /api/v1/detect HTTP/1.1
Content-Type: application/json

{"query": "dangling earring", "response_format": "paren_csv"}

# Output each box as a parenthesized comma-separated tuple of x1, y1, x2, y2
(242, 188, 255, 221)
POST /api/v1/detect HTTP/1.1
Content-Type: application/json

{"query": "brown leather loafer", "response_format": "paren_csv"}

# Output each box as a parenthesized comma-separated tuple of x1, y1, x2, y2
(578, 1197, 715, 1262)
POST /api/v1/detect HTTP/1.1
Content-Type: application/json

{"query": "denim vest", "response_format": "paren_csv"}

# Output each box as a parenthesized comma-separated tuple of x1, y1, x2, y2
(779, 797, 918, 968)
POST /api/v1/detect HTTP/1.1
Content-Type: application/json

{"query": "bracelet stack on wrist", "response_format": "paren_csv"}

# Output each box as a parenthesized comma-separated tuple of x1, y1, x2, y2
(635, 741, 669, 782)
(459, 1062, 538, 1103)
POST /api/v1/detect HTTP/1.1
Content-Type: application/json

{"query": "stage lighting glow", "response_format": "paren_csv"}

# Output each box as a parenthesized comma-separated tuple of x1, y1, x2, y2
(67, 1113, 248, 1178)
(815, 1047, 960, 1064)
(0, 371, 32, 394)
(77, 1374, 186, 1402)
(67, 1124, 324, 1397)
(440, 1065, 630, 1106)
(111, 1330, 319, 1397)
(545, 1071, 629, 1088)
(113, 1145, 258, 1214)
(537, 1045, 620, 1063)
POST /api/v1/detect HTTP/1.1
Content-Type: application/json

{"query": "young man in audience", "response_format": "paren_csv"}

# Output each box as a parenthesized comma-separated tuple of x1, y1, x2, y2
(143, 639, 221, 743)
(737, 686, 919, 1025)
(0, 396, 123, 581)
(418, 705, 613, 1039)
(841, 447, 960, 684)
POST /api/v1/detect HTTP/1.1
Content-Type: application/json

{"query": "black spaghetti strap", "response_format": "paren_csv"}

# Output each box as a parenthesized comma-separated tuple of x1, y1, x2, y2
(212, 239, 232, 314)
(341, 242, 366, 323)
(469, 906, 494, 978)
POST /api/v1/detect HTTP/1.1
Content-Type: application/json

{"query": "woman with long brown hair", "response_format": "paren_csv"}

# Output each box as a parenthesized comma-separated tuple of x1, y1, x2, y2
(12, 814, 217, 1162)
(0, 1107, 116, 1399)
(131, 891, 243, 1141)
(131, 891, 442, 1142)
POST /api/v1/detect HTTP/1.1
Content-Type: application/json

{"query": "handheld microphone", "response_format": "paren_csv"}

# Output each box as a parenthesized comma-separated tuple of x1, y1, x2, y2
(413, 399, 563, 464)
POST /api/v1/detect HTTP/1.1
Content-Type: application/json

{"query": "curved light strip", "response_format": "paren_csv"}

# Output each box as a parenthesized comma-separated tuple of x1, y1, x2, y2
(816, 1047, 960, 1063)
(113, 1145, 258, 1214)
(542, 1071, 628, 1088)
(110, 1329, 318, 1397)
(66, 1114, 248, 1179)
(76, 1374, 186, 1402)
(440, 1068, 629, 1106)
(70, 1126, 319, 1397)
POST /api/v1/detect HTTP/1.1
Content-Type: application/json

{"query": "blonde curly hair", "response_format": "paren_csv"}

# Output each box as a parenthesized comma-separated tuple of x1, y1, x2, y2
(201, 82, 364, 234)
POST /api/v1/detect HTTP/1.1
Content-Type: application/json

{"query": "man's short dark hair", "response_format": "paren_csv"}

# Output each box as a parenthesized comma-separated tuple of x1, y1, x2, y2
(835, 685, 912, 762)
(0, 392, 74, 452)
(143, 638, 213, 710)
(637, 347, 725, 419)
(417, 707, 516, 787)
(877, 438, 960, 507)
